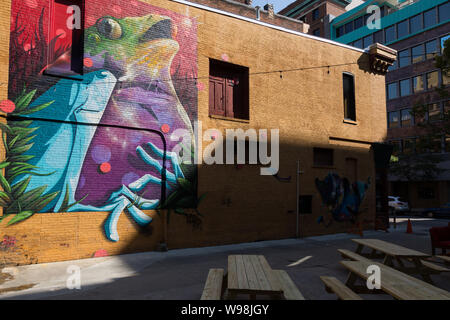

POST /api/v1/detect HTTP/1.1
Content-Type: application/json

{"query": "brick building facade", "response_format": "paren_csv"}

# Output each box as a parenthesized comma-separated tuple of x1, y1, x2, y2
(0, 0, 392, 265)
(278, 0, 357, 38)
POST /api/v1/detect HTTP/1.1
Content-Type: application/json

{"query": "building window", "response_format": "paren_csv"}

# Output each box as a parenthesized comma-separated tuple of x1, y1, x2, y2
(388, 60, 398, 72)
(363, 13, 371, 26)
(299, 195, 313, 214)
(419, 136, 442, 154)
(441, 35, 450, 53)
(410, 14, 422, 34)
(353, 39, 363, 49)
(418, 187, 435, 199)
(439, 2, 450, 23)
(374, 30, 384, 44)
(426, 71, 439, 90)
(402, 138, 415, 154)
(413, 75, 424, 93)
(363, 35, 373, 48)
(401, 109, 413, 127)
(411, 44, 424, 64)
(313, 28, 321, 36)
(336, 26, 344, 38)
(431, 136, 443, 153)
(400, 79, 411, 97)
(442, 70, 450, 86)
(388, 111, 399, 128)
(354, 16, 363, 29)
(209, 59, 249, 120)
(413, 107, 426, 124)
(425, 40, 438, 59)
(312, 8, 320, 21)
(313, 148, 334, 167)
(398, 49, 410, 68)
(380, 6, 385, 18)
(46, 0, 84, 76)
(387, 82, 398, 100)
(397, 20, 409, 39)
(428, 103, 441, 122)
(424, 8, 437, 29)
(444, 101, 450, 118)
(385, 25, 396, 43)
(343, 73, 356, 121)
(389, 140, 402, 156)
(344, 21, 354, 34)
(445, 134, 450, 153)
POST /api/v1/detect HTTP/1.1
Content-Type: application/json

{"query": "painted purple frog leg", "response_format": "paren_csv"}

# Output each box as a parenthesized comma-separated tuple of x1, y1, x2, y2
(129, 142, 185, 191)
(145, 142, 185, 180)
(103, 142, 185, 241)
(104, 196, 133, 242)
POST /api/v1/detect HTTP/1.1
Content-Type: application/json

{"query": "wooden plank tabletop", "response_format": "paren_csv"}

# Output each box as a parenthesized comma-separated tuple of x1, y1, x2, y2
(437, 255, 450, 263)
(340, 260, 450, 300)
(352, 239, 430, 258)
(227, 255, 282, 294)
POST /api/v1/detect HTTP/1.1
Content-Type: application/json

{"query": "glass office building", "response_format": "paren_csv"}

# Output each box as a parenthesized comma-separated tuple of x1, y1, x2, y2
(331, 0, 450, 208)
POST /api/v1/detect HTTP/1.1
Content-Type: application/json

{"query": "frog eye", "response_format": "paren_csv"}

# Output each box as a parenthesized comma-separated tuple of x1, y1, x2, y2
(97, 18, 122, 40)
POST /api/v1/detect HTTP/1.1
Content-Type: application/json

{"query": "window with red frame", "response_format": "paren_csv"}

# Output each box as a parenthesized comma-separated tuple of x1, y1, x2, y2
(46, 0, 84, 76)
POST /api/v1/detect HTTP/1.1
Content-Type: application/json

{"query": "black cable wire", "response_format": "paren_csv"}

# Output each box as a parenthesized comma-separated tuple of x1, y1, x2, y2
(0, 61, 360, 86)
(0, 113, 169, 206)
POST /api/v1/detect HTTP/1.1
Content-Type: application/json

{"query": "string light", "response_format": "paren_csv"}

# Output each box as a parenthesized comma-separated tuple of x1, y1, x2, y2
(0, 61, 360, 87)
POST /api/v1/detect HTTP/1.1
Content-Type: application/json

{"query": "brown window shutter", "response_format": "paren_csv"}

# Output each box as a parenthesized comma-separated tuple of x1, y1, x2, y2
(225, 79, 234, 118)
(209, 77, 226, 116)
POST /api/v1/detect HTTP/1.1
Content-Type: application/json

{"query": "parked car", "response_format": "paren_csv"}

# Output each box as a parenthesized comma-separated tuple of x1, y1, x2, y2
(422, 203, 450, 218)
(388, 196, 410, 214)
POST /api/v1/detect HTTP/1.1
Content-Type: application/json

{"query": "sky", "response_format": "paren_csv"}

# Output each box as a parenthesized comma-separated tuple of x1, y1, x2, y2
(252, 0, 296, 13)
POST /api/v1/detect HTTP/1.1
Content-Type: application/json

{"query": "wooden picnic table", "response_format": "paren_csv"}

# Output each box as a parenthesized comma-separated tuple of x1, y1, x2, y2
(351, 238, 437, 282)
(341, 259, 450, 300)
(226, 255, 283, 299)
(437, 255, 450, 264)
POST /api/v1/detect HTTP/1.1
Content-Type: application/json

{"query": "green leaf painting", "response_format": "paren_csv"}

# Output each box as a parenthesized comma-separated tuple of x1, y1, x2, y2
(0, 90, 57, 225)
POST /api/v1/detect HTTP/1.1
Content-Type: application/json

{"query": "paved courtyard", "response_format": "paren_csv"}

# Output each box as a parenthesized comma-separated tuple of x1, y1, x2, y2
(0, 217, 449, 300)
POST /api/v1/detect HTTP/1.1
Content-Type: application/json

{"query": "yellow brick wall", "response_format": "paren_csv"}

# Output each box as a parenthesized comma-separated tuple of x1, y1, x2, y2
(0, 0, 388, 265)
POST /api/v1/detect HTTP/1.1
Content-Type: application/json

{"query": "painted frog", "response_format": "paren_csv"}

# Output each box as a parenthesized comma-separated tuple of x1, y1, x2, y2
(21, 14, 196, 241)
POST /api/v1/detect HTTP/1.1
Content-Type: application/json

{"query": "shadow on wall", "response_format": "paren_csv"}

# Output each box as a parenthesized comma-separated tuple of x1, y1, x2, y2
(0, 138, 384, 268)
(0, 0, 388, 267)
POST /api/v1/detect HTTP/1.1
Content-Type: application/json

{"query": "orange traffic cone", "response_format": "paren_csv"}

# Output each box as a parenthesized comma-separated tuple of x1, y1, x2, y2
(406, 218, 413, 234)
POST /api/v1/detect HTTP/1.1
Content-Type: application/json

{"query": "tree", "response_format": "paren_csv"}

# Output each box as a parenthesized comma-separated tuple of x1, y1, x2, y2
(389, 39, 450, 181)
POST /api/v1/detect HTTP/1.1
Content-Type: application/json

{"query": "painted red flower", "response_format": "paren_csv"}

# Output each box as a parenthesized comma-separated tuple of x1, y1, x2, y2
(0, 100, 16, 113)
(161, 123, 170, 134)
(83, 58, 93, 68)
(100, 162, 111, 173)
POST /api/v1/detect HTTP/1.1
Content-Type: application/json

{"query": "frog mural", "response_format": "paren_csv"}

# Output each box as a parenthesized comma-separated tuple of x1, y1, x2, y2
(315, 173, 371, 226)
(2, 1, 199, 241)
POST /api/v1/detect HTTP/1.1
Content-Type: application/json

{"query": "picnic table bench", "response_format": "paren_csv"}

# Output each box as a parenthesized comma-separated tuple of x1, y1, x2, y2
(201, 269, 225, 300)
(227, 255, 304, 300)
(350, 239, 450, 283)
(437, 255, 450, 265)
(320, 276, 363, 300)
(340, 259, 450, 300)
(201, 255, 304, 300)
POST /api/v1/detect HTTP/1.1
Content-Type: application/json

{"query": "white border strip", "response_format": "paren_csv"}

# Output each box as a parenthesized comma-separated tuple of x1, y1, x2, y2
(170, 0, 368, 54)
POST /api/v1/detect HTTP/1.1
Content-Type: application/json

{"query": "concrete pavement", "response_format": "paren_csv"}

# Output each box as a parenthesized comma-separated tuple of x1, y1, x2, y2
(1, 217, 449, 300)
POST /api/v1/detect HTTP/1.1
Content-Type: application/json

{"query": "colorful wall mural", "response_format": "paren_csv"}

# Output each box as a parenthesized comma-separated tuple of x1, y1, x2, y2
(1, 0, 200, 241)
(315, 173, 371, 227)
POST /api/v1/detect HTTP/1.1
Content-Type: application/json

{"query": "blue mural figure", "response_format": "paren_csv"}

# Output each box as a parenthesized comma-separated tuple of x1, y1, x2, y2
(18, 70, 186, 241)
(315, 173, 370, 224)
(6, 11, 197, 242)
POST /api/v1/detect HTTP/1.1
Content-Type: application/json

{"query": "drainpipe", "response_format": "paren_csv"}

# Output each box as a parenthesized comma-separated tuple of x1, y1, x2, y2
(296, 161, 304, 238)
